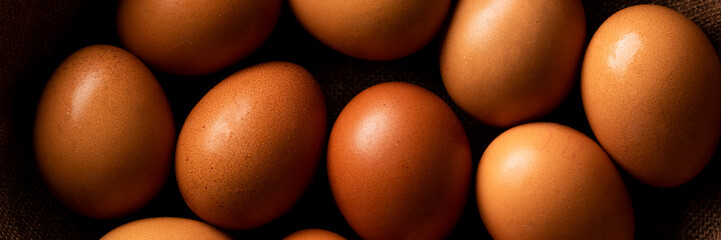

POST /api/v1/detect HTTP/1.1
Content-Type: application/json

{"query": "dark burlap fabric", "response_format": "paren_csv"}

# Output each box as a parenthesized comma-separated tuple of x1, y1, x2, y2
(1, 0, 719, 239)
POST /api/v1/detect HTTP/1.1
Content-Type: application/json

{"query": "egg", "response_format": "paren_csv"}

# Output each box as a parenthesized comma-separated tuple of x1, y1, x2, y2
(327, 82, 471, 240)
(477, 122, 634, 239)
(175, 62, 326, 229)
(440, 0, 586, 127)
(117, 0, 281, 75)
(288, 0, 451, 61)
(284, 229, 346, 240)
(34, 45, 174, 219)
(100, 217, 231, 240)
(581, 5, 721, 188)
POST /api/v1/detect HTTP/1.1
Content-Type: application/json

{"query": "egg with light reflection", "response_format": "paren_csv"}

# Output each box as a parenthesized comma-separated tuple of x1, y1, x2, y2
(440, 0, 586, 127)
(175, 61, 326, 229)
(581, 4, 721, 188)
(327, 82, 471, 240)
(34, 45, 174, 219)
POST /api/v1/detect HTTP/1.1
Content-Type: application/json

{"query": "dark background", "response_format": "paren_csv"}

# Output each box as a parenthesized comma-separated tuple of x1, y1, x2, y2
(1, 0, 720, 239)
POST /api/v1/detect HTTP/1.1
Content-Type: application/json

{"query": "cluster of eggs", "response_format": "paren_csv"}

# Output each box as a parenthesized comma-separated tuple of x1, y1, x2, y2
(32, 0, 720, 239)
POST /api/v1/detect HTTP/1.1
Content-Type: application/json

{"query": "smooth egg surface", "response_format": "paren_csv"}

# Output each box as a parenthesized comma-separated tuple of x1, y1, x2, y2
(175, 61, 326, 229)
(440, 0, 586, 127)
(581, 4, 721, 187)
(34, 45, 175, 219)
(100, 217, 232, 240)
(117, 0, 282, 75)
(327, 82, 471, 240)
(283, 229, 347, 240)
(288, 0, 451, 61)
(477, 122, 634, 240)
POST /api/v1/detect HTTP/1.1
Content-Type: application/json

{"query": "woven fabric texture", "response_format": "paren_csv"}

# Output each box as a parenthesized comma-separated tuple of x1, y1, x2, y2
(1, 0, 720, 239)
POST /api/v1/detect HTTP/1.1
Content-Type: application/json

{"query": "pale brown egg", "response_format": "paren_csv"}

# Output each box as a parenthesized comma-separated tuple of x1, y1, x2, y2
(100, 217, 232, 240)
(175, 62, 326, 229)
(288, 0, 451, 61)
(327, 82, 471, 240)
(284, 229, 346, 240)
(440, 0, 586, 127)
(477, 122, 634, 239)
(34, 45, 174, 219)
(117, 0, 281, 75)
(581, 5, 721, 188)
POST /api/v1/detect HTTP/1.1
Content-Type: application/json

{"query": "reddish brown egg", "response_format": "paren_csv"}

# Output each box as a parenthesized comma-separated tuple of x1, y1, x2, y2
(327, 82, 471, 240)
(440, 0, 586, 127)
(117, 0, 281, 75)
(100, 217, 232, 240)
(34, 45, 174, 219)
(284, 229, 346, 240)
(477, 122, 634, 239)
(288, 0, 451, 61)
(581, 5, 721, 187)
(175, 62, 326, 229)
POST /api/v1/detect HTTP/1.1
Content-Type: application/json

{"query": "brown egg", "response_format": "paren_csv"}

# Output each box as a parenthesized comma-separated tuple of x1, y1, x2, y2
(117, 0, 281, 75)
(175, 62, 326, 229)
(34, 45, 174, 219)
(100, 217, 232, 240)
(477, 122, 634, 239)
(581, 5, 721, 188)
(284, 229, 346, 240)
(288, 0, 451, 61)
(327, 82, 471, 240)
(440, 0, 586, 127)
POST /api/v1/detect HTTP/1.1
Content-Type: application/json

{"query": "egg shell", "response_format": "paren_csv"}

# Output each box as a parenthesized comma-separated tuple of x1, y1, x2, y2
(288, 0, 451, 61)
(117, 0, 281, 76)
(477, 122, 634, 239)
(33, 45, 175, 219)
(581, 4, 721, 188)
(175, 61, 327, 230)
(283, 229, 346, 240)
(100, 217, 232, 240)
(327, 82, 471, 240)
(440, 0, 586, 127)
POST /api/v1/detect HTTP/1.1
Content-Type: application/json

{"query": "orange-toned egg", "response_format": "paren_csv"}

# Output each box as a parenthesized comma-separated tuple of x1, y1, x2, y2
(581, 5, 721, 187)
(440, 0, 586, 127)
(100, 217, 231, 240)
(175, 62, 326, 229)
(34, 45, 174, 219)
(284, 229, 346, 240)
(288, 0, 451, 61)
(117, 0, 281, 75)
(327, 82, 471, 240)
(477, 122, 634, 239)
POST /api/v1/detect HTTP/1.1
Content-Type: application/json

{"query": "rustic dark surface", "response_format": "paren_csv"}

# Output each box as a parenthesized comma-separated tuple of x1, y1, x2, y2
(1, 0, 720, 239)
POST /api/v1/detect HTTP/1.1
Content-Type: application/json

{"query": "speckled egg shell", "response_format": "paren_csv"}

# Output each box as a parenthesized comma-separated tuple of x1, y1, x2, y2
(477, 122, 634, 239)
(581, 5, 721, 188)
(100, 217, 232, 240)
(175, 62, 327, 230)
(288, 0, 451, 61)
(440, 0, 586, 127)
(34, 45, 175, 219)
(327, 82, 471, 240)
(117, 0, 282, 76)
(284, 229, 347, 240)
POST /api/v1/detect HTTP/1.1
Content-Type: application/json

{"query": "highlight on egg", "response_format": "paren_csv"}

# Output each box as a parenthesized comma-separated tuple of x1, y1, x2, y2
(440, 0, 586, 127)
(288, 0, 451, 61)
(581, 4, 721, 188)
(477, 122, 634, 239)
(175, 61, 327, 230)
(327, 82, 471, 240)
(117, 0, 282, 75)
(284, 229, 347, 240)
(100, 217, 232, 240)
(34, 45, 175, 219)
